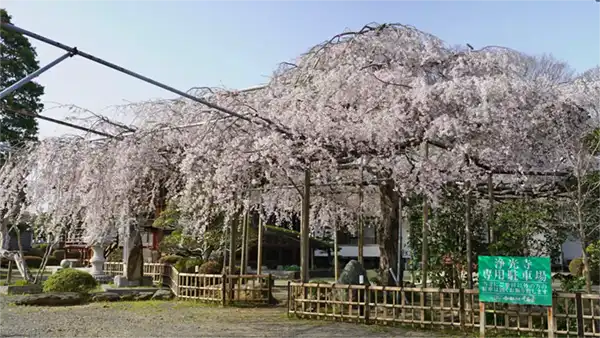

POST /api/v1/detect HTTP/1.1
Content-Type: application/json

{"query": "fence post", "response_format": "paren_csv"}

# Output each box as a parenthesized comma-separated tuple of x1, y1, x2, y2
(547, 305, 555, 338)
(221, 273, 227, 306)
(479, 302, 486, 338)
(364, 284, 370, 324)
(459, 288, 466, 331)
(575, 293, 584, 338)
(267, 274, 273, 304)
(287, 280, 291, 317)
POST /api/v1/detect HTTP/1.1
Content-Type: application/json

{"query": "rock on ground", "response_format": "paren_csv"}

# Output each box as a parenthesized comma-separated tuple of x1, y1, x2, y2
(151, 289, 173, 300)
(13, 292, 86, 306)
(337, 260, 369, 285)
(91, 292, 120, 302)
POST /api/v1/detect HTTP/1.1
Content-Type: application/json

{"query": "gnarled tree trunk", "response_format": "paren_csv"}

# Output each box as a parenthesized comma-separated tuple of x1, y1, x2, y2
(378, 179, 400, 286)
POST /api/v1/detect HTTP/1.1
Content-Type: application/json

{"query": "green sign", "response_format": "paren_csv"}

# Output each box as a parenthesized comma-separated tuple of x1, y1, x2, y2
(478, 256, 552, 306)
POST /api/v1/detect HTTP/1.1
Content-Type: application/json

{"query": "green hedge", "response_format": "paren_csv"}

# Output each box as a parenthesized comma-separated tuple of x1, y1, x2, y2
(43, 268, 98, 293)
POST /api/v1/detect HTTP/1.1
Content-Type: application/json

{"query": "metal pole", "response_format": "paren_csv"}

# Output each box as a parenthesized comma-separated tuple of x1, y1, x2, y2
(0, 22, 277, 131)
(0, 51, 73, 100)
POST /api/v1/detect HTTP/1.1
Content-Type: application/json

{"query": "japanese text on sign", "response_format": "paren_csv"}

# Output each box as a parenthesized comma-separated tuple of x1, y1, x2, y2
(478, 256, 552, 306)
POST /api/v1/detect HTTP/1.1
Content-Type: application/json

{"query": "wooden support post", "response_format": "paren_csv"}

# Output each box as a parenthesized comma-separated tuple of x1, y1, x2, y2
(240, 212, 248, 275)
(465, 182, 473, 289)
(228, 215, 238, 276)
(358, 164, 364, 266)
(257, 216, 264, 275)
(6, 260, 13, 285)
(575, 293, 584, 338)
(221, 273, 227, 306)
(487, 173, 494, 244)
(310, 243, 315, 269)
(421, 142, 430, 288)
(244, 212, 249, 272)
(479, 302, 486, 338)
(267, 273, 273, 304)
(547, 306, 555, 338)
(397, 197, 404, 286)
(459, 288, 466, 331)
(300, 168, 311, 283)
(334, 221, 339, 281)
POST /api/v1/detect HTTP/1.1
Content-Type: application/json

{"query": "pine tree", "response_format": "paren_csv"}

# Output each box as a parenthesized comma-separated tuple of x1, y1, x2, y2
(0, 8, 44, 158)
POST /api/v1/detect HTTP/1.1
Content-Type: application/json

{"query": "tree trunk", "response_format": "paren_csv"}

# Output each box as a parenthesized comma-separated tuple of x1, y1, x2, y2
(576, 167, 593, 293)
(577, 213, 592, 293)
(378, 179, 399, 286)
(125, 223, 144, 282)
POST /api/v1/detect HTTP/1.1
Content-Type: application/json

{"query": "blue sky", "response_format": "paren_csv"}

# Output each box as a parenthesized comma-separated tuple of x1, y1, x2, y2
(3, 0, 599, 138)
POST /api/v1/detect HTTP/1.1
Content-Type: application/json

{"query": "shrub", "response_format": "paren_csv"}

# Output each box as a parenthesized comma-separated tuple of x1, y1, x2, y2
(198, 261, 222, 274)
(569, 258, 584, 276)
(159, 255, 183, 265)
(45, 255, 59, 266)
(185, 258, 204, 273)
(13, 280, 29, 286)
(65, 251, 81, 259)
(369, 276, 382, 286)
(52, 250, 65, 260)
(107, 247, 123, 262)
(561, 276, 586, 292)
(23, 256, 43, 269)
(43, 268, 98, 293)
(283, 265, 300, 271)
(174, 257, 188, 272)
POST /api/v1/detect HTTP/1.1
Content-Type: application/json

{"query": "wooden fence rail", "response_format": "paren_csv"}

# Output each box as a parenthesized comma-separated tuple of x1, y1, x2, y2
(288, 282, 600, 338)
(103, 262, 272, 305)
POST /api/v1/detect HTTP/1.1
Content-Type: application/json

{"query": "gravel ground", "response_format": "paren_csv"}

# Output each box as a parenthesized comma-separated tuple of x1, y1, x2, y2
(0, 296, 440, 337)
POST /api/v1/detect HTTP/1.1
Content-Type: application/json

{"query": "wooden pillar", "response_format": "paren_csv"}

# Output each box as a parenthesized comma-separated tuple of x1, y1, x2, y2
(334, 221, 339, 281)
(257, 215, 264, 275)
(421, 142, 430, 288)
(358, 165, 365, 266)
(310, 243, 314, 269)
(240, 212, 248, 275)
(244, 212, 250, 271)
(465, 182, 473, 289)
(6, 260, 13, 285)
(300, 168, 311, 283)
(397, 197, 404, 286)
(487, 173, 495, 244)
(228, 215, 238, 275)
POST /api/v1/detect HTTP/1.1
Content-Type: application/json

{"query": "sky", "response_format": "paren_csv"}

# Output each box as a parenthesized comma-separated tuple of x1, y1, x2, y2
(2, 0, 600, 138)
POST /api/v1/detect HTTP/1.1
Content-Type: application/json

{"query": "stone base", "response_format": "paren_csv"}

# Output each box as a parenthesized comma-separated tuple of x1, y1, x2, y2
(113, 275, 154, 287)
(101, 284, 160, 295)
(0, 284, 43, 295)
(92, 274, 114, 283)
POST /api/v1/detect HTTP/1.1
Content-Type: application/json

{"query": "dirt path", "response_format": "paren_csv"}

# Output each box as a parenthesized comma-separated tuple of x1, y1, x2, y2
(0, 297, 439, 337)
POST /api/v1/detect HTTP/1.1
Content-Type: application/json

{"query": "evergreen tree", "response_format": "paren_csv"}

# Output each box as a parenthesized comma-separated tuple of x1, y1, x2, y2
(0, 8, 44, 160)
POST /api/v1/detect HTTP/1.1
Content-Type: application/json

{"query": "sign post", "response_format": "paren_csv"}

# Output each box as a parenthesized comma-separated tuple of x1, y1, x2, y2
(478, 256, 553, 338)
